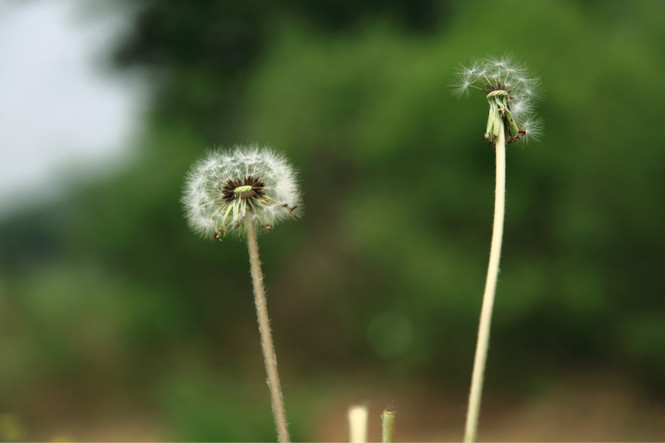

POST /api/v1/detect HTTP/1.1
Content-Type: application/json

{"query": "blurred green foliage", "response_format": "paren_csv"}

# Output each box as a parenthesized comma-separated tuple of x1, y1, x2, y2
(2, 0, 665, 439)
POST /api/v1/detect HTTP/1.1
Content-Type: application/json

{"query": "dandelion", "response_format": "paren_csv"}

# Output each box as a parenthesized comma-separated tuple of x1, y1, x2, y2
(453, 55, 542, 144)
(183, 147, 300, 240)
(453, 56, 542, 442)
(183, 145, 302, 443)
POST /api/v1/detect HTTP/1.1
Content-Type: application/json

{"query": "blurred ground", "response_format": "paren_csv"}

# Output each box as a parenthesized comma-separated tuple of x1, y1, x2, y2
(315, 374, 665, 442)
(3, 372, 664, 441)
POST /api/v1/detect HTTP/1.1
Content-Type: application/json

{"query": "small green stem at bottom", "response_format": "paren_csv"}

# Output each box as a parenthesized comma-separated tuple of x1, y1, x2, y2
(382, 409, 396, 443)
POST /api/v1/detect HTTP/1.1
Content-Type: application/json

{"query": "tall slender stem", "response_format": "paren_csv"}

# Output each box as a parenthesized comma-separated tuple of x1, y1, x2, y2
(464, 123, 506, 442)
(245, 221, 291, 443)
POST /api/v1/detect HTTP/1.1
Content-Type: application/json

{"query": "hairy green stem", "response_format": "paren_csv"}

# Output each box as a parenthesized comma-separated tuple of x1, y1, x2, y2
(246, 221, 290, 442)
(464, 122, 506, 442)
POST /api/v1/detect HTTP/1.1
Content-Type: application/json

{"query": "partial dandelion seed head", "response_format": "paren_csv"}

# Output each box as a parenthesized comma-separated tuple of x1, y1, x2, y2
(452, 54, 543, 144)
(183, 146, 301, 240)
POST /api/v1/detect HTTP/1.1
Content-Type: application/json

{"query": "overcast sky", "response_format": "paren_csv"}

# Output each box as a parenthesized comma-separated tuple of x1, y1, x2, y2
(0, 0, 145, 217)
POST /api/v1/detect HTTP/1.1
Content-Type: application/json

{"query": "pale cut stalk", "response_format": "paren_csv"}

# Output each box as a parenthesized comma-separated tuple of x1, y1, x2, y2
(464, 123, 506, 443)
(382, 409, 396, 443)
(348, 405, 368, 443)
(245, 221, 290, 443)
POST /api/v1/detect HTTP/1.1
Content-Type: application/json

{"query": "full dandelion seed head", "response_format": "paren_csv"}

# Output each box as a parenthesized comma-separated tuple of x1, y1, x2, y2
(183, 146, 301, 240)
(453, 55, 542, 144)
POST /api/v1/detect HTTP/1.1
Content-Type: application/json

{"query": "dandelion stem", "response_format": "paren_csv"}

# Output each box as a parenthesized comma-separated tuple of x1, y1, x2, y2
(348, 405, 368, 443)
(464, 122, 506, 443)
(245, 221, 290, 443)
(382, 409, 396, 443)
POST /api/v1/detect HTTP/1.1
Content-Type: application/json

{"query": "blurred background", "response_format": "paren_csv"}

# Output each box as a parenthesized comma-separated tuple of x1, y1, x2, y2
(1, 0, 665, 440)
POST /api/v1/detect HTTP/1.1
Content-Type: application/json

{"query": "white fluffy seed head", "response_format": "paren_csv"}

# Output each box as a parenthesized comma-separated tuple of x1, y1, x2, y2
(183, 145, 301, 240)
(452, 54, 543, 144)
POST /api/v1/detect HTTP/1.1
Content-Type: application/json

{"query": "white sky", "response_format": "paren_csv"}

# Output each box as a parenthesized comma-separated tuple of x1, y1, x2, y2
(0, 0, 145, 217)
